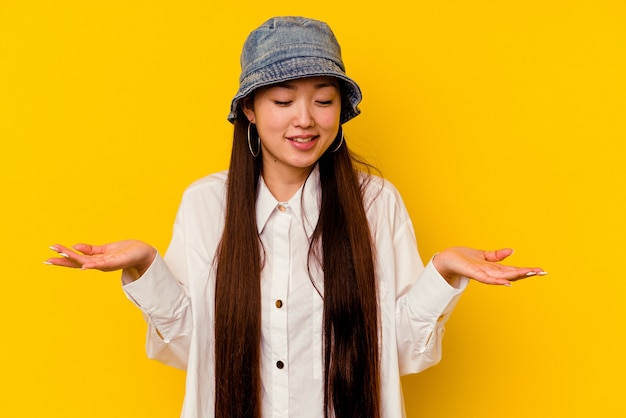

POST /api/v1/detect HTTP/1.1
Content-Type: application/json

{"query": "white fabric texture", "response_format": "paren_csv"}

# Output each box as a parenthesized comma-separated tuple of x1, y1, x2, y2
(122, 168, 467, 417)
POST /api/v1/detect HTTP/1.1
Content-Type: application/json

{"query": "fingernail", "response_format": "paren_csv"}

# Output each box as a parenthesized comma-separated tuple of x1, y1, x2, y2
(43, 261, 53, 265)
(504, 282, 513, 287)
(59, 253, 69, 258)
(537, 271, 548, 276)
(49, 246, 59, 252)
(525, 272, 537, 276)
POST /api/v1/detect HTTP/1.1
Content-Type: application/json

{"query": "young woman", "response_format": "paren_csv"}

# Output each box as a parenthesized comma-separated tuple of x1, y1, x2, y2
(46, 16, 546, 418)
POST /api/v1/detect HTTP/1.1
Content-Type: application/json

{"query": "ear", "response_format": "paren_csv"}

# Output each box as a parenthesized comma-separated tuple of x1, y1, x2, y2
(240, 97, 256, 123)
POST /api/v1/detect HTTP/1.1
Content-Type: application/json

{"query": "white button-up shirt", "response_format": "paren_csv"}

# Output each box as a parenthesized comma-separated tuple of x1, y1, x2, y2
(122, 168, 467, 417)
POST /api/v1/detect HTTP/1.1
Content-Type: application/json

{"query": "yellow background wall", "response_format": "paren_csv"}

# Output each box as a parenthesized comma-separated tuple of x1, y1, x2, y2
(1, 1, 624, 417)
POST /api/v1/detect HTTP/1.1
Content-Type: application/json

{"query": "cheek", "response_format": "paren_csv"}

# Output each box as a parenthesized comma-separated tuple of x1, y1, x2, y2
(317, 107, 341, 129)
(254, 109, 285, 133)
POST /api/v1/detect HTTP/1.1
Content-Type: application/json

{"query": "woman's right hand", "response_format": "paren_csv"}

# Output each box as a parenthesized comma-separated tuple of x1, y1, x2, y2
(46, 240, 157, 278)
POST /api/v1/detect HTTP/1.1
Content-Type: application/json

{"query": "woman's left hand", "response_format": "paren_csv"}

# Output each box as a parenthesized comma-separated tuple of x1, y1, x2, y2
(432, 247, 546, 286)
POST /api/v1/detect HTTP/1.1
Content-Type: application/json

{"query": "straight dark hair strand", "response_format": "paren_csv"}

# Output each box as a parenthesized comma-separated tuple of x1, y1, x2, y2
(214, 115, 263, 418)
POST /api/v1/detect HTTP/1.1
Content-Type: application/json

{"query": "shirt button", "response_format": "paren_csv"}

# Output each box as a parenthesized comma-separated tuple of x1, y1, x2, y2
(275, 299, 283, 308)
(276, 360, 284, 369)
(277, 204, 286, 212)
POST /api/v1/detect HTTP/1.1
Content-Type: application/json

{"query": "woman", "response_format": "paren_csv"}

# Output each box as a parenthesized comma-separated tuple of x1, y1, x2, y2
(46, 16, 546, 418)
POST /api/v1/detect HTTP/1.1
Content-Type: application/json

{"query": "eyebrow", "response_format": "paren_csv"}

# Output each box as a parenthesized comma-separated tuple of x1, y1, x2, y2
(273, 80, 339, 90)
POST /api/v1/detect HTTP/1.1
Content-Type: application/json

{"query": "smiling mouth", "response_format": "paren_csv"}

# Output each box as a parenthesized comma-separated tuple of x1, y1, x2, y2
(289, 136, 316, 144)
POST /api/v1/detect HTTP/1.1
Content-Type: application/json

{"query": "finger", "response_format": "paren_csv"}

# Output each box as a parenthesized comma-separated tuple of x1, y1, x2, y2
(469, 270, 513, 286)
(72, 243, 106, 256)
(49, 244, 80, 258)
(483, 248, 514, 262)
(510, 269, 549, 281)
(81, 261, 115, 271)
(49, 243, 94, 266)
(81, 254, 125, 271)
(45, 253, 114, 271)
(480, 267, 547, 284)
(44, 256, 83, 269)
(469, 264, 539, 284)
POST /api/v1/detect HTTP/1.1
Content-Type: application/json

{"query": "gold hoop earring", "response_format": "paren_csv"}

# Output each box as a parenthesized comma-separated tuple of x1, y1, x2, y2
(330, 126, 344, 153)
(247, 122, 260, 157)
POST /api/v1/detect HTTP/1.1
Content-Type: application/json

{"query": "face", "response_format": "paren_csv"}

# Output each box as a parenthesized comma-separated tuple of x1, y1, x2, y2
(242, 76, 341, 181)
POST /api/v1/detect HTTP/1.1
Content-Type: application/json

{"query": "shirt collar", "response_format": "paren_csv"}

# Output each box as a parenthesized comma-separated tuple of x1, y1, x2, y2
(256, 166, 321, 238)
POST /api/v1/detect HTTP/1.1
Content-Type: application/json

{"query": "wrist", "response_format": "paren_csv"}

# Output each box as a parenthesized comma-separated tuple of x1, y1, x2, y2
(124, 245, 157, 281)
(432, 250, 458, 285)
(136, 246, 157, 276)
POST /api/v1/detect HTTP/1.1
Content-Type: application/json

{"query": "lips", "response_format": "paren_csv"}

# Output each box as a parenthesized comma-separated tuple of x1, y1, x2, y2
(288, 135, 317, 144)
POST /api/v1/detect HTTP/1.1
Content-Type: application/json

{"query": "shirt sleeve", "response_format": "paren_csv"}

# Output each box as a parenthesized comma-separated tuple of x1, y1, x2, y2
(396, 256, 468, 375)
(383, 189, 468, 375)
(121, 204, 193, 371)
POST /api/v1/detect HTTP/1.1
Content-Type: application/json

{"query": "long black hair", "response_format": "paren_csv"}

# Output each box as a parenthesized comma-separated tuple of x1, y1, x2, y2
(214, 111, 380, 418)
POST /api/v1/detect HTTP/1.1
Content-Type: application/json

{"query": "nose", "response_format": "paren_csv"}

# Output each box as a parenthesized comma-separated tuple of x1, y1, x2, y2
(292, 101, 314, 128)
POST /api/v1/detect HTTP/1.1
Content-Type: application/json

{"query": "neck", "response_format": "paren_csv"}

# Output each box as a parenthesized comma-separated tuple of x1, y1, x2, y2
(261, 163, 313, 202)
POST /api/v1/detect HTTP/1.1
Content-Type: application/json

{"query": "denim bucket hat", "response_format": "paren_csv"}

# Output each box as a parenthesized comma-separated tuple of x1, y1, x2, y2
(227, 16, 362, 124)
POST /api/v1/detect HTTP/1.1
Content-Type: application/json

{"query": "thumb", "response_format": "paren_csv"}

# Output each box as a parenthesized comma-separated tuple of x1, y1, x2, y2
(484, 248, 514, 262)
(72, 243, 105, 255)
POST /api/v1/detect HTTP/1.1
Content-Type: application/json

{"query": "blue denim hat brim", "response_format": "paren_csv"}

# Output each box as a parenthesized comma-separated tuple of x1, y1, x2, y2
(227, 17, 362, 124)
(227, 56, 362, 124)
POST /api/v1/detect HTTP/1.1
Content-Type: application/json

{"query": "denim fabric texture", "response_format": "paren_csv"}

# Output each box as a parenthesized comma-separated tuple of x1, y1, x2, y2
(228, 16, 362, 124)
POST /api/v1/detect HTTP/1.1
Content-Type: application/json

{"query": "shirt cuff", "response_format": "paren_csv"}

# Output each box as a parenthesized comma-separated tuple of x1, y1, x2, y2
(121, 254, 186, 318)
(407, 260, 469, 323)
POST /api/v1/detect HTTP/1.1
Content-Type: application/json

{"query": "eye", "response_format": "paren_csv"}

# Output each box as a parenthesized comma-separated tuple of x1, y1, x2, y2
(315, 95, 336, 106)
(273, 100, 292, 106)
